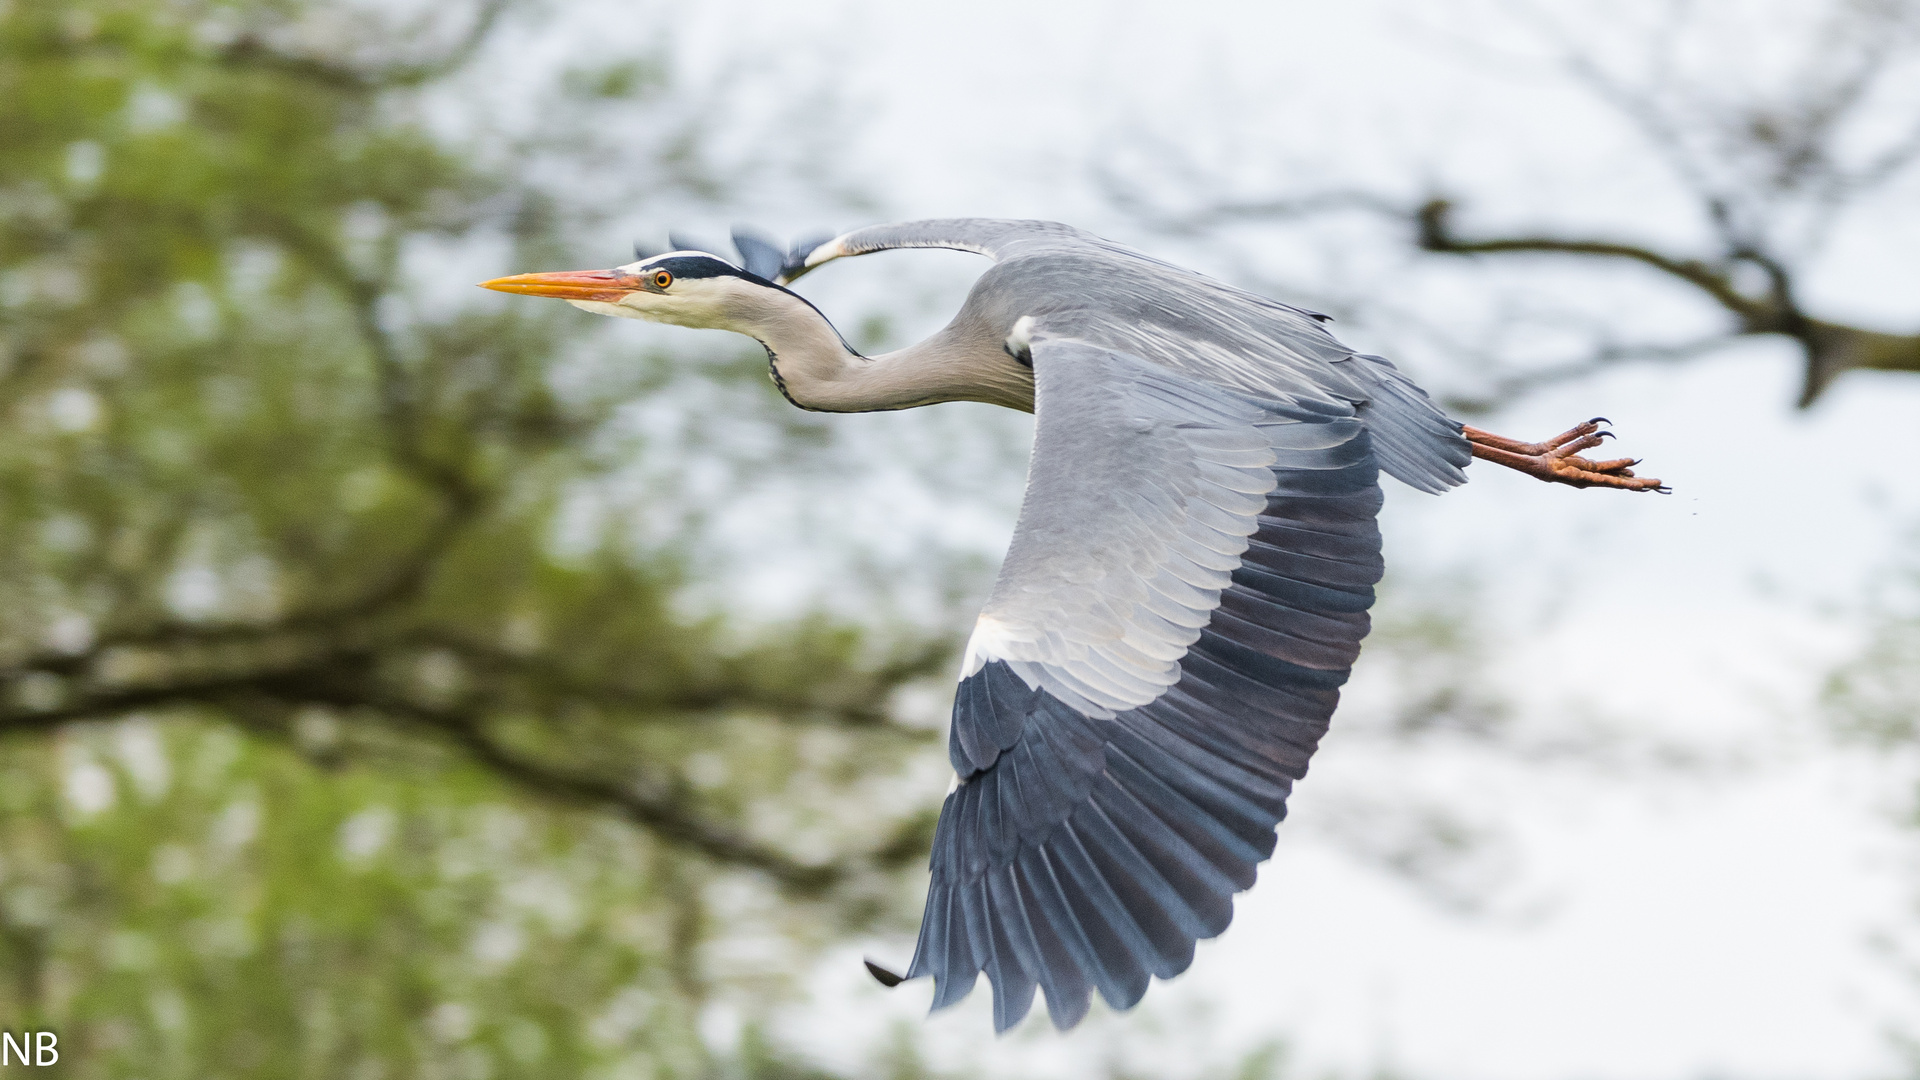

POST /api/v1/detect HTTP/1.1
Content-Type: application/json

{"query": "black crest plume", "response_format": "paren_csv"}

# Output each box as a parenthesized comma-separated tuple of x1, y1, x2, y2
(731, 226, 836, 284)
(633, 226, 834, 285)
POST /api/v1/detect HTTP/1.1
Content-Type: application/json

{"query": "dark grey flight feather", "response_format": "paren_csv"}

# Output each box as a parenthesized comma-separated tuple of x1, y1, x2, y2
(728, 225, 837, 285)
(730, 227, 787, 281)
(905, 336, 1384, 1032)
(645, 225, 839, 283)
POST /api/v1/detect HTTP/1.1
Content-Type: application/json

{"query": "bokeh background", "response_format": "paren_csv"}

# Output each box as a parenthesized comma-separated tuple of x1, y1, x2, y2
(3, 0, 1920, 1076)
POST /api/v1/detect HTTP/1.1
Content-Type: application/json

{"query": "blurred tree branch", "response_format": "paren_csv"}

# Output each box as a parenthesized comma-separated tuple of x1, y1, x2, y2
(215, 0, 513, 90)
(0, 617, 946, 889)
(0, 0, 944, 899)
(1109, 0, 1920, 410)
(1412, 196, 1920, 408)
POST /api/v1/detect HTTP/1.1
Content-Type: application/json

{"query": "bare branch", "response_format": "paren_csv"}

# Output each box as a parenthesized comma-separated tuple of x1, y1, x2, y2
(1100, 178, 1405, 239)
(0, 652, 923, 892)
(368, 694, 845, 892)
(1798, 318, 1920, 406)
(1439, 334, 1737, 416)
(1415, 197, 1920, 405)
(404, 627, 953, 730)
(1101, 4, 1920, 411)
(0, 668, 324, 739)
(216, 0, 513, 91)
(1416, 198, 1760, 319)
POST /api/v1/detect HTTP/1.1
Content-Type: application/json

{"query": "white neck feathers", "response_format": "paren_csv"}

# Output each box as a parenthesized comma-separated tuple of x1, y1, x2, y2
(593, 275, 1033, 414)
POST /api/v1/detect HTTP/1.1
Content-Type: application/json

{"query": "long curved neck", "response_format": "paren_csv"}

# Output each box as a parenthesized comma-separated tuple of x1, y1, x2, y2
(723, 285, 1033, 413)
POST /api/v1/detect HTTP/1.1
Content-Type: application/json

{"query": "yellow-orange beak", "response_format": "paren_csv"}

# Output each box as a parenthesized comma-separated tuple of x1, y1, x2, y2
(478, 269, 638, 302)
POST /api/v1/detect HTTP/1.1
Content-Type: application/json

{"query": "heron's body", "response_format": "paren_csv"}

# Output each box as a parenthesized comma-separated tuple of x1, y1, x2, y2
(482, 218, 1662, 1034)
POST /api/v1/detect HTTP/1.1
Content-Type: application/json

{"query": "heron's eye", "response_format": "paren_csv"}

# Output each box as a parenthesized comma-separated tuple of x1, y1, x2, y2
(652, 270, 673, 289)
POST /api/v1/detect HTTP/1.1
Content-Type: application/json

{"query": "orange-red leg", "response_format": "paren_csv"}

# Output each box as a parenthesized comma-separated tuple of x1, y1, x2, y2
(1463, 418, 1669, 492)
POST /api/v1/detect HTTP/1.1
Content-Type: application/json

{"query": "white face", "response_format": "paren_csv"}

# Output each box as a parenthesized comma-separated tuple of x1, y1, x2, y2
(481, 251, 787, 334)
(577, 254, 778, 330)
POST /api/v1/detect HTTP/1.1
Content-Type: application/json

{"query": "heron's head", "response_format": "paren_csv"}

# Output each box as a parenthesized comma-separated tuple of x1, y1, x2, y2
(480, 251, 794, 331)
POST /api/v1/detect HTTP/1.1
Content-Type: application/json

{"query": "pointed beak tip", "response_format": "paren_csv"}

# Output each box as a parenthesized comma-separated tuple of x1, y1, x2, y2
(477, 270, 634, 302)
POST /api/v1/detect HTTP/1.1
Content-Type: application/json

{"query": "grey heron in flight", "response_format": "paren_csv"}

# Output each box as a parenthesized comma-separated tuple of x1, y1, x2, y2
(481, 219, 1665, 1033)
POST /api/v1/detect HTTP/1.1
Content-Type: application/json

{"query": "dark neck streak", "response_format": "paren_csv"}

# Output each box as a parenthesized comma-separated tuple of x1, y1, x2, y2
(761, 343, 815, 412)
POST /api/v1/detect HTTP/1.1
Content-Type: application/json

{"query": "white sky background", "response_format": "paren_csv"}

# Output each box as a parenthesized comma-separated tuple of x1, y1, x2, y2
(502, 1, 1920, 1076)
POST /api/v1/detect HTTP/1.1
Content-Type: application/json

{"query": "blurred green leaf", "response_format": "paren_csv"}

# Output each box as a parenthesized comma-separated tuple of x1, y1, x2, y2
(0, 0, 949, 1074)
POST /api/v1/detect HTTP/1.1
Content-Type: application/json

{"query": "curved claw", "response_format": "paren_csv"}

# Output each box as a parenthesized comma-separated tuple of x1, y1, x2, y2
(1466, 415, 1667, 492)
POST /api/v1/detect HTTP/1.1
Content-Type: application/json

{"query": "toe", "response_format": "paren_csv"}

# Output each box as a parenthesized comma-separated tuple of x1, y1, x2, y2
(1584, 456, 1639, 473)
(1551, 433, 1609, 457)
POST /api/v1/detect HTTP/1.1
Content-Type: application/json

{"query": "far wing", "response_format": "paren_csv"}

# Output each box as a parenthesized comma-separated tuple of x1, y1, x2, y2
(907, 336, 1384, 1031)
(788, 218, 1096, 281)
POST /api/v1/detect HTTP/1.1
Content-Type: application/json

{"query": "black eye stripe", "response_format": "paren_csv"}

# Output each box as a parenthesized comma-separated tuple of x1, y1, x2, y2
(642, 254, 748, 281)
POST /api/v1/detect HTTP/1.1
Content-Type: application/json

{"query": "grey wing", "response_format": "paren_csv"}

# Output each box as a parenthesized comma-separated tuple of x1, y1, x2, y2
(789, 218, 1095, 280)
(908, 336, 1383, 1031)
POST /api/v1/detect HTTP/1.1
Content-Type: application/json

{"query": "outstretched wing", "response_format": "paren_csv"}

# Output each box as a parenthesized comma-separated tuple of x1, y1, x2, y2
(907, 335, 1383, 1032)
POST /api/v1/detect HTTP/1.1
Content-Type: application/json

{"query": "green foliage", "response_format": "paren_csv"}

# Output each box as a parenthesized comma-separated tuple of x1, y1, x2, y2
(0, 0, 947, 1073)
(1826, 556, 1920, 752)
(0, 720, 717, 1077)
(1827, 544, 1920, 827)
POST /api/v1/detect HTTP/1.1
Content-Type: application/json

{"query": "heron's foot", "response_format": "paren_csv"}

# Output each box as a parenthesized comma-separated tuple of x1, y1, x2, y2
(1464, 419, 1670, 493)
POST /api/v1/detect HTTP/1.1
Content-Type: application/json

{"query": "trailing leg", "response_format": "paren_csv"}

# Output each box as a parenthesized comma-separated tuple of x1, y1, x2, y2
(1463, 418, 1669, 492)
